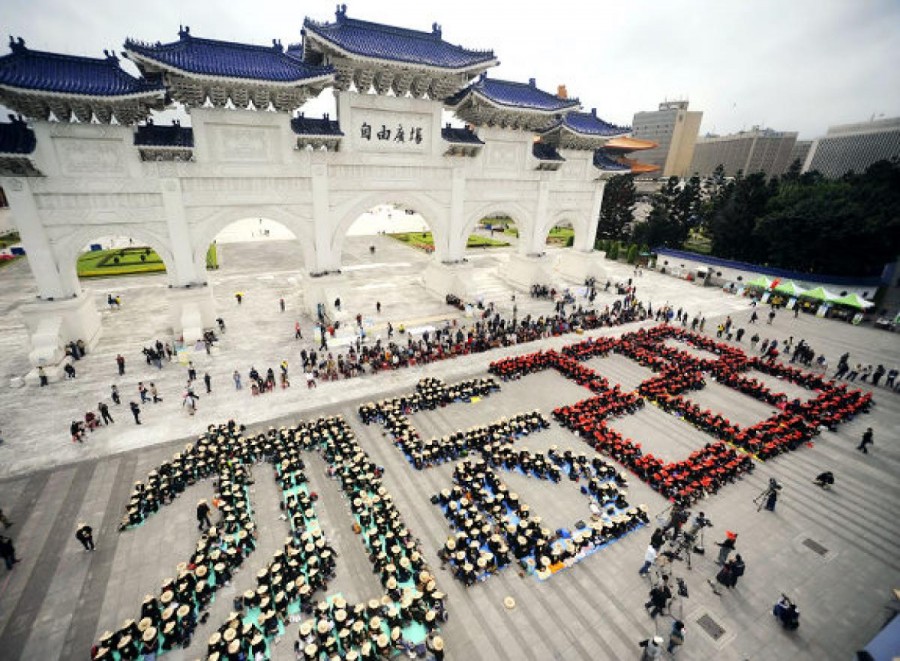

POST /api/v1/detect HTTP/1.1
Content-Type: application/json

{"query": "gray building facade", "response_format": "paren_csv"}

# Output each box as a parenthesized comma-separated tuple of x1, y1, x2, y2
(690, 127, 798, 178)
(804, 116, 900, 178)
(631, 100, 702, 178)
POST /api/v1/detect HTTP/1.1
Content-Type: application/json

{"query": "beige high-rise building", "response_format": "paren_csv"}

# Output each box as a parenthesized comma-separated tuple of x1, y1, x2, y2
(631, 101, 702, 178)
(690, 127, 798, 178)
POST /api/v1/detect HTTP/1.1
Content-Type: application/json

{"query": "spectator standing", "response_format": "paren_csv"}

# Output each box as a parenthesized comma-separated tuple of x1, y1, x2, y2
(129, 401, 141, 425)
(0, 535, 20, 570)
(99, 402, 113, 425)
(116, 354, 125, 375)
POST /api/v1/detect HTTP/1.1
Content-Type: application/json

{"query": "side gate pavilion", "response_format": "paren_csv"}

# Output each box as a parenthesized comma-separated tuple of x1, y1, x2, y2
(0, 5, 655, 381)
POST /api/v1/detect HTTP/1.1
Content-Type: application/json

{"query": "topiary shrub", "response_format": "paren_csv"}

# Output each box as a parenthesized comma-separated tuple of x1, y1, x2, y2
(606, 242, 619, 260)
(626, 244, 638, 264)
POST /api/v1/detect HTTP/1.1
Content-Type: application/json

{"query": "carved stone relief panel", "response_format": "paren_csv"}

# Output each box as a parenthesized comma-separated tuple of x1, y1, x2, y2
(206, 125, 279, 164)
(55, 138, 124, 176)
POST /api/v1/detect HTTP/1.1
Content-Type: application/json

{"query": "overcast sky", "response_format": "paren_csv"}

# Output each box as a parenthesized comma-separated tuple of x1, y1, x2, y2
(2, 0, 898, 139)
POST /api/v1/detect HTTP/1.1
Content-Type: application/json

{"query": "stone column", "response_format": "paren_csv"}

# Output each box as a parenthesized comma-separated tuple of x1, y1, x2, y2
(160, 178, 215, 343)
(3, 178, 74, 299)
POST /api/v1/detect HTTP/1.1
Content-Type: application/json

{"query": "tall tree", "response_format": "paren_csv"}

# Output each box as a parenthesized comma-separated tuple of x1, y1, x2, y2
(596, 174, 636, 241)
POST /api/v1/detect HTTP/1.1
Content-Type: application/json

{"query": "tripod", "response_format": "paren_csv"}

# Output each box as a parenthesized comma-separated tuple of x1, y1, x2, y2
(753, 486, 773, 512)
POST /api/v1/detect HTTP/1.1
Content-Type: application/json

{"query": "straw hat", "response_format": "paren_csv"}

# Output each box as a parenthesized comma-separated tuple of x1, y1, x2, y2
(228, 640, 239, 654)
(504, 596, 516, 610)
(223, 628, 236, 642)
(138, 618, 151, 632)
(317, 620, 330, 634)
(432, 636, 444, 651)
(208, 632, 221, 646)
(162, 621, 175, 635)
(117, 636, 132, 649)
(142, 627, 157, 643)
(299, 620, 313, 637)
(176, 604, 189, 619)
(376, 634, 389, 648)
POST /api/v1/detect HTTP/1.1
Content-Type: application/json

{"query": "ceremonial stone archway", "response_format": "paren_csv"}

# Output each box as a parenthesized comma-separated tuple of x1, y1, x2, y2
(0, 7, 657, 379)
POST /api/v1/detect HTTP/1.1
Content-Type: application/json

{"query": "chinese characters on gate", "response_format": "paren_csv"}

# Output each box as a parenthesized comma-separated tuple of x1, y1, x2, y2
(361, 122, 423, 145)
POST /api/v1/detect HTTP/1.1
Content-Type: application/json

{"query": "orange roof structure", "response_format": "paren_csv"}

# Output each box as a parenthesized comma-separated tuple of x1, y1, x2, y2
(620, 157, 660, 174)
(602, 136, 657, 151)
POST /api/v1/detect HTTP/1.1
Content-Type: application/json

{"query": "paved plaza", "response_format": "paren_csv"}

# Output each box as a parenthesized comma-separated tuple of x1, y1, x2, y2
(0, 237, 898, 660)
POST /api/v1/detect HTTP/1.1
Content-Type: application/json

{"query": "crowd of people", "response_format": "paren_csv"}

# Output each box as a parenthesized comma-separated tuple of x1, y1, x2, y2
(95, 416, 446, 660)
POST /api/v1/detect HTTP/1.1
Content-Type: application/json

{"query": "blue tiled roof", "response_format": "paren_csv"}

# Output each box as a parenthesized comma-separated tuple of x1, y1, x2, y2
(0, 37, 164, 97)
(533, 142, 565, 161)
(0, 115, 36, 154)
(550, 109, 629, 136)
(441, 125, 483, 144)
(303, 6, 495, 70)
(593, 149, 629, 171)
(134, 120, 194, 148)
(125, 27, 333, 83)
(291, 113, 343, 136)
(447, 75, 580, 112)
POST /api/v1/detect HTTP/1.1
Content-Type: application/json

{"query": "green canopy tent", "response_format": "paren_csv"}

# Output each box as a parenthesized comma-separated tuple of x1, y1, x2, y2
(831, 293, 875, 310)
(745, 276, 773, 289)
(773, 280, 807, 297)
(800, 286, 839, 302)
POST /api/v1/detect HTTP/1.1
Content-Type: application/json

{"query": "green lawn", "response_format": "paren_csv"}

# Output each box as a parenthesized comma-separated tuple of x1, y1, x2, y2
(388, 232, 510, 252)
(546, 226, 574, 246)
(77, 245, 219, 277)
(0, 232, 20, 249)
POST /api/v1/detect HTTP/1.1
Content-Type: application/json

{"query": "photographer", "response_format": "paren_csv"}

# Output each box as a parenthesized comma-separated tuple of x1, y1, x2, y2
(764, 478, 782, 512)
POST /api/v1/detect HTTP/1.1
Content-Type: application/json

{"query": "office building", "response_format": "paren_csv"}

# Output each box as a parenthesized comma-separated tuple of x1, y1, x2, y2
(690, 127, 797, 178)
(804, 116, 900, 178)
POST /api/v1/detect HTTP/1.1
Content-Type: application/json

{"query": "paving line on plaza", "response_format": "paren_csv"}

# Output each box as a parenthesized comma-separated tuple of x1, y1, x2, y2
(557, 564, 645, 654)
(0, 462, 96, 661)
(59, 454, 139, 660)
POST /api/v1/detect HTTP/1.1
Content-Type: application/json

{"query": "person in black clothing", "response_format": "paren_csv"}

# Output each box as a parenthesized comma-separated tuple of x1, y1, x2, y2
(75, 522, 95, 551)
(645, 576, 672, 618)
(196, 499, 211, 530)
(0, 535, 20, 570)
(111, 385, 121, 405)
(203, 373, 212, 394)
(99, 402, 113, 425)
(857, 428, 874, 453)
(129, 401, 141, 425)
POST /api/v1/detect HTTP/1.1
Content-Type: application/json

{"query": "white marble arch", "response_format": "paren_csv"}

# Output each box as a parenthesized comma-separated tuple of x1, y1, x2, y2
(537, 209, 589, 251)
(459, 201, 534, 256)
(328, 189, 451, 267)
(54, 224, 179, 294)
(189, 206, 315, 279)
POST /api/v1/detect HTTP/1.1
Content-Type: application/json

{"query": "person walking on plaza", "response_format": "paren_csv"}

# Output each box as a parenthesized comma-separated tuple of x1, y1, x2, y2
(75, 522, 95, 551)
(150, 383, 161, 403)
(0, 507, 13, 529)
(99, 401, 113, 425)
(645, 575, 672, 618)
(39, 366, 48, 387)
(187, 362, 197, 382)
(295, 321, 302, 339)
(716, 531, 737, 565)
(196, 499, 212, 530)
(138, 382, 148, 403)
(279, 297, 285, 312)
(116, 354, 125, 376)
(639, 635, 664, 660)
(638, 543, 657, 576)
(858, 427, 874, 454)
(0, 535, 20, 569)
(233, 369, 242, 390)
(111, 384, 121, 405)
(203, 372, 212, 394)
(667, 621, 685, 655)
(129, 401, 141, 425)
